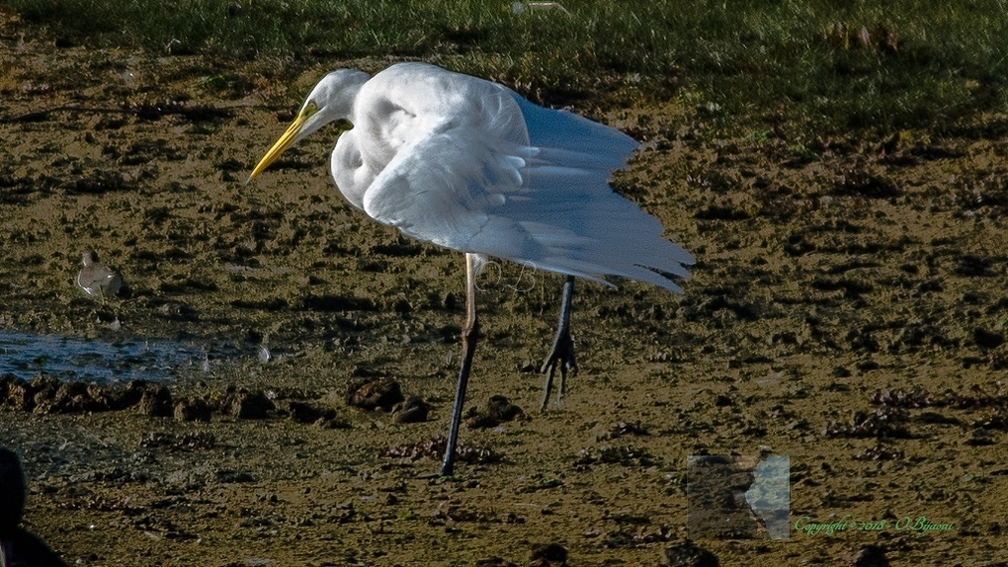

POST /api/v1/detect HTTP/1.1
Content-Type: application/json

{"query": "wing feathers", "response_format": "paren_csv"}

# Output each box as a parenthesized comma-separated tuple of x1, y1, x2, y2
(360, 74, 692, 293)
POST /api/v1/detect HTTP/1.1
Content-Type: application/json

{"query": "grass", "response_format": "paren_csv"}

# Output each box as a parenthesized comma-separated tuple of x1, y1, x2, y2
(3, 0, 1006, 137)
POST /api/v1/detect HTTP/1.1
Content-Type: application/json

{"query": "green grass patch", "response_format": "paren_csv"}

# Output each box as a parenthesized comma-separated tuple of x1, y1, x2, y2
(4, 0, 1006, 137)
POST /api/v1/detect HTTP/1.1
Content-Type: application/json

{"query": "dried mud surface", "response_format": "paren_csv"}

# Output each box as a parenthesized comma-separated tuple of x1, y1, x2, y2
(3, 15, 1008, 567)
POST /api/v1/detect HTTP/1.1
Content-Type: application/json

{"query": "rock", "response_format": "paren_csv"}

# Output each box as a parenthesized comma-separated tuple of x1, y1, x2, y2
(4, 377, 32, 412)
(174, 397, 212, 421)
(0, 374, 14, 405)
(27, 375, 60, 413)
(229, 390, 273, 419)
(287, 400, 329, 423)
(345, 377, 404, 411)
(529, 542, 567, 566)
(465, 395, 524, 429)
(663, 539, 718, 567)
(853, 545, 889, 567)
(392, 396, 430, 423)
(137, 383, 173, 417)
(49, 381, 102, 413)
(109, 380, 150, 410)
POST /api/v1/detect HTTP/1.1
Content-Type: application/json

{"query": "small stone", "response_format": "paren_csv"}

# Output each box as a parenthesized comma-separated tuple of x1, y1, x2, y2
(287, 401, 326, 423)
(345, 377, 404, 411)
(393, 396, 431, 423)
(663, 539, 718, 567)
(465, 395, 524, 429)
(853, 545, 889, 567)
(529, 542, 567, 566)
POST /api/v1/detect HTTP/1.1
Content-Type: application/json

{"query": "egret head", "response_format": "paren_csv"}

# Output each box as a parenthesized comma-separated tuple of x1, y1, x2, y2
(248, 69, 370, 183)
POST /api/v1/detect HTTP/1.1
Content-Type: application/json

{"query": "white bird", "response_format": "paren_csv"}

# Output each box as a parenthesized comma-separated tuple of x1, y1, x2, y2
(248, 62, 694, 476)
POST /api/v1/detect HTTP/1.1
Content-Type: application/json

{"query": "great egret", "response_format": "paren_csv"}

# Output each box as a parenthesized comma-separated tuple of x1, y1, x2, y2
(76, 250, 123, 300)
(248, 62, 694, 476)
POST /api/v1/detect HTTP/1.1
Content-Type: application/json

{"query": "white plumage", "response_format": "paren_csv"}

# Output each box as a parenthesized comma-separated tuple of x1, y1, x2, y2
(250, 62, 693, 290)
(249, 62, 694, 475)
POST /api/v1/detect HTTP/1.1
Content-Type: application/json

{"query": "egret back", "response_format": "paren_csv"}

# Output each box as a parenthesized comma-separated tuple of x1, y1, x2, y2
(344, 63, 693, 293)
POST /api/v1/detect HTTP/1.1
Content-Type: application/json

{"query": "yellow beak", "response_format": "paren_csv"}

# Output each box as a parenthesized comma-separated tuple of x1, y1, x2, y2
(246, 110, 311, 184)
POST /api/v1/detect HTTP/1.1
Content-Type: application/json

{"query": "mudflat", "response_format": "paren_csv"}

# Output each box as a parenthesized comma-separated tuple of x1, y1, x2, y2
(2, 15, 1007, 566)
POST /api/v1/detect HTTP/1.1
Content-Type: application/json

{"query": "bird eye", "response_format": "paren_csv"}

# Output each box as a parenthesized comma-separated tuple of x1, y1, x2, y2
(303, 101, 319, 118)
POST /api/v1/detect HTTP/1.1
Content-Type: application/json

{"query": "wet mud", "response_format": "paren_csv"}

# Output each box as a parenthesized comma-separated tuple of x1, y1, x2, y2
(2, 14, 1008, 566)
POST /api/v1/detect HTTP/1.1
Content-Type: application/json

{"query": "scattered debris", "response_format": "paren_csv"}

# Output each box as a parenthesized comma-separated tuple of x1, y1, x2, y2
(574, 445, 658, 467)
(384, 435, 500, 465)
(823, 406, 911, 439)
(139, 431, 216, 450)
(0, 374, 347, 428)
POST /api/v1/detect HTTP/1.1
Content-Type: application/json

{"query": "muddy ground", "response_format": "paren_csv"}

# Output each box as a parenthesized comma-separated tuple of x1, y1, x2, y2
(2, 12, 1008, 567)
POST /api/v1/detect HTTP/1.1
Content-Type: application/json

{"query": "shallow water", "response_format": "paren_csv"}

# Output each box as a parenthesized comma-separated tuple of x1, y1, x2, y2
(0, 330, 213, 383)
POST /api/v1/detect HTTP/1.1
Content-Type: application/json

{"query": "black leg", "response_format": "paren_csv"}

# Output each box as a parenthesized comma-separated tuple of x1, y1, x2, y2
(440, 253, 481, 476)
(540, 275, 577, 410)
